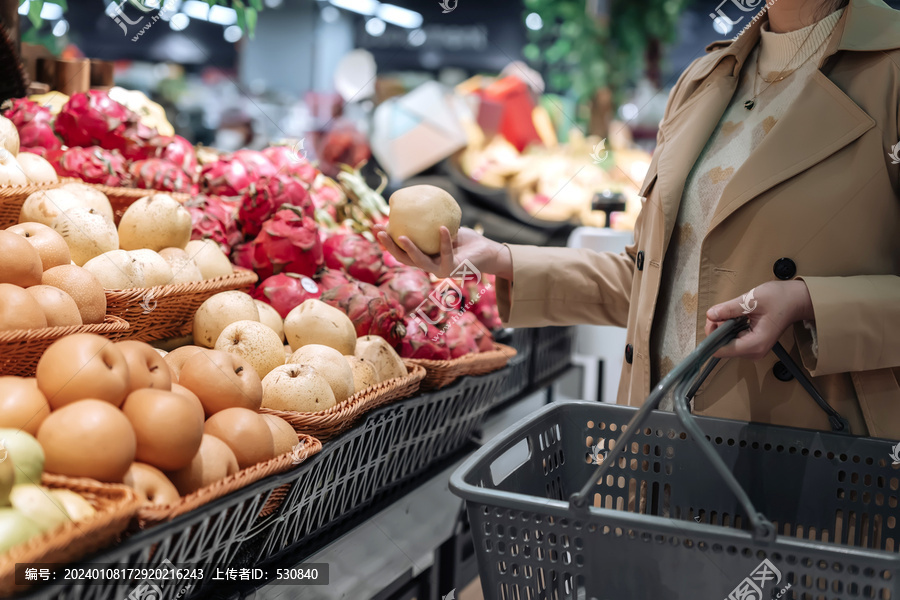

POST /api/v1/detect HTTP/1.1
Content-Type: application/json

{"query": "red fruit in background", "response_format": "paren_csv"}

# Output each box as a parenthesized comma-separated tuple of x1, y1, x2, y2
(56, 146, 130, 186)
(3, 99, 62, 152)
(462, 274, 502, 330)
(321, 281, 406, 348)
(399, 317, 450, 360)
(262, 145, 319, 184)
(444, 317, 479, 358)
(458, 311, 494, 352)
(54, 91, 156, 153)
(129, 158, 194, 193)
(23, 146, 64, 165)
(248, 206, 323, 279)
(315, 267, 350, 289)
(200, 156, 255, 197)
(309, 177, 343, 220)
(232, 149, 277, 179)
(382, 251, 404, 270)
(323, 234, 385, 285)
(238, 175, 313, 238)
(379, 268, 433, 314)
(186, 195, 241, 253)
(148, 135, 198, 174)
(230, 242, 255, 271)
(252, 273, 322, 318)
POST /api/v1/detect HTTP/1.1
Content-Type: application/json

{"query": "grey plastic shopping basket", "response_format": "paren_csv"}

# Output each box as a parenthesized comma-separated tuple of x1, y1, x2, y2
(450, 319, 900, 600)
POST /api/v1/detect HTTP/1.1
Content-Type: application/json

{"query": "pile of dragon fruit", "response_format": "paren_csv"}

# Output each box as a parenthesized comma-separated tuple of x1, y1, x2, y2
(3, 91, 502, 360)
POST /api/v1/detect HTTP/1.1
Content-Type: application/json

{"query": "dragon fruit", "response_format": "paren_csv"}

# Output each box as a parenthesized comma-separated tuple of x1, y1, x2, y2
(3, 99, 62, 152)
(56, 146, 130, 186)
(187, 195, 241, 253)
(230, 242, 255, 271)
(252, 273, 322, 318)
(262, 145, 319, 184)
(238, 175, 313, 238)
(315, 267, 351, 289)
(458, 311, 494, 352)
(399, 317, 450, 360)
(323, 234, 386, 285)
(129, 158, 194, 193)
(232, 149, 278, 179)
(54, 91, 156, 153)
(379, 268, 433, 314)
(200, 156, 255, 197)
(131, 135, 198, 174)
(462, 274, 502, 330)
(444, 316, 480, 358)
(382, 250, 404, 270)
(244, 206, 323, 279)
(321, 281, 406, 348)
(309, 176, 343, 221)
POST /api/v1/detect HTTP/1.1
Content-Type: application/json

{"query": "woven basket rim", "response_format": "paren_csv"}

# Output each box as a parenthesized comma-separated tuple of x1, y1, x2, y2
(406, 342, 517, 367)
(261, 361, 426, 424)
(135, 434, 322, 527)
(86, 182, 192, 203)
(0, 474, 141, 569)
(104, 267, 257, 297)
(0, 315, 129, 343)
(0, 177, 82, 201)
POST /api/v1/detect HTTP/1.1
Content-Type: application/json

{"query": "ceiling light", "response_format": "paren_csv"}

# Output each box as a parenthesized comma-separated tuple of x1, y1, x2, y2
(40, 3, 63, 20)
(329, 0, 379, 16)
(377, 3, 422, 29)
(321, 5, 340, 22)
(52, 19, 69, 36)
(169, 12, 190, 30)
(224, 24, 242, 42)
(365, 17, 386, 36)
(181, 0, 209, 20)
(525, 12, 543, 31)
(208, 5, 237, 25)
(712, 16, 733, 35)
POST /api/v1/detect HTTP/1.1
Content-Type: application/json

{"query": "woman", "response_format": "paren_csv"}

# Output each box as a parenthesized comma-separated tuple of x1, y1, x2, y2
(378, 0, 900, 439)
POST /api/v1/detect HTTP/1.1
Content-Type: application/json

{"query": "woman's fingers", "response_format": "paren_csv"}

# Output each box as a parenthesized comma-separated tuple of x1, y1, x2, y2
(438, 226, 455, 268)
(398, 235, 438, 272)
(376, 231, 416, 268)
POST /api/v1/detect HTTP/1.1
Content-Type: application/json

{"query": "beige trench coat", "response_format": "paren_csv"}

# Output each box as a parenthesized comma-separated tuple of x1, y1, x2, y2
(497, 0, 900, 439)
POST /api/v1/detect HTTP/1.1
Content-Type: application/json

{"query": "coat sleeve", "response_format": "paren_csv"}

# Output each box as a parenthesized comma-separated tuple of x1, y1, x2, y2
(496, 244, 637, 328)
(794, 275, 900, 375)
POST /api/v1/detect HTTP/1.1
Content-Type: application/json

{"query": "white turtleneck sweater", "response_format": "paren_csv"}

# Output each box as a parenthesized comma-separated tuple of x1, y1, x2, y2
(651, 9, 844, 398)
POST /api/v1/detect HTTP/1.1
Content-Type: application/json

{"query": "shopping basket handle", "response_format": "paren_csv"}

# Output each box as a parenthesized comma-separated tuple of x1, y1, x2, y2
(568, 318, 777, 542)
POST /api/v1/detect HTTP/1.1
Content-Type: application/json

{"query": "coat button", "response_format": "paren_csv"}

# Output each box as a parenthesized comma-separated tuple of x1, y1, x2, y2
(636, 251, 645, 271)
(773, 258, 796, 280)
(773, 361, 794, 382)
(625, 343, 634, 364)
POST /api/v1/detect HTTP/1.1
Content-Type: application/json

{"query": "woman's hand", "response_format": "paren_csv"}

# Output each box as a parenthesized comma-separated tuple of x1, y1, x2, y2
(374, 225, 513, 280)
(705, 280, 814, 359)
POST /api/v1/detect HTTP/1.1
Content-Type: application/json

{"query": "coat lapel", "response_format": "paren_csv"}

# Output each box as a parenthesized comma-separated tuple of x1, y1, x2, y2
(708, 71, 875, 233)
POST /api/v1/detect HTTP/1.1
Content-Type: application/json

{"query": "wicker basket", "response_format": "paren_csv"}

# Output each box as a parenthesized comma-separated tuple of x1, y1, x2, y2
(261, 362, 427, 441)
(0, 180, 76, 229)
(104, 268, 258, 342)
(0, 315, 131, 377)
(406, 342, 516, 390)
(134, 434, 321, 529)
(0, 474, 141, 596)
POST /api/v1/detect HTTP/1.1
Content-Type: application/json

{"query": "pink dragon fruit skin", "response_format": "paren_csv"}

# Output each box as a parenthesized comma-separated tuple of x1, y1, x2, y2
(379, 268, 433, 314)
(458, 311, 494, 352)
(463, 274, 502, 330)
(309, 177, 343, 220)
(231, 242, 256, 271)
(238, 175, 313, 238)
(56, 146, 130, 186)
(187, 195, 241, 254)
(129, 158, 194, 193)
(155, 135, 197, 174)
(237, 184, 277, 239)
(262, 146, 319, 184)
(263, 174, 313, 217)
(323, 234, 386, 285)
(3, 99, 62, 152)
(444, 317, 480, 358)
(252, 273, 322, 318)
(382, 250, 404, 270)
(54, 91, 156, 153)
(232, 149, 277, 179)
(315, 267, 351, 289)
(321, 281, 407, 348)
(249, 207, 324, 279)
(200, 157, 255, 197)
(400, 317, 450, 360)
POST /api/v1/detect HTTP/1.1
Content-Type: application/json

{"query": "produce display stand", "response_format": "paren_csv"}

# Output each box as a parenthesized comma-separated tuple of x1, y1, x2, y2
(450, 320, 900, 600)
(531, 325, 577, 386)
(491, 328, 533, 409)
